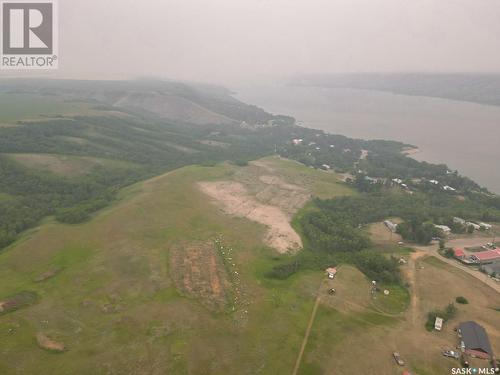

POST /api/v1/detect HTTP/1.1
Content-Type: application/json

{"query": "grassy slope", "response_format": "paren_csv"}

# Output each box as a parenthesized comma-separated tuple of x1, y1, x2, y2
(6, 153, 142, 177)
(0, 160, 351, 374)
(1, 157, 497, 374)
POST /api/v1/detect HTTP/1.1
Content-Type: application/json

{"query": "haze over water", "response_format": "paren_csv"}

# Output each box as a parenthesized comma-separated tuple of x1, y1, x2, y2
(236, 85, 500, 194)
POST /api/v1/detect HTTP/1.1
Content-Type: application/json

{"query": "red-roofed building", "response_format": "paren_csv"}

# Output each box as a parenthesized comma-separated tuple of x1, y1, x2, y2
(454, 248, 465, 260)
(470, 248, 500, 264)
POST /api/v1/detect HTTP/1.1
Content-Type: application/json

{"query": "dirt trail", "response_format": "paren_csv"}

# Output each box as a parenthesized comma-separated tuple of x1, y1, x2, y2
(292, 280, 324, 375)
(403, 251, 427, 326)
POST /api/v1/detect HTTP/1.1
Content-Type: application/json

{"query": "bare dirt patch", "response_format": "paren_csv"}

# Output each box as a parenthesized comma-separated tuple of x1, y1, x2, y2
(368, 221, 402, 246)
(169, 241, 231, 312)
(36, 333, 66, 352)
(198, 181, 303, 253)
(0, 291, 39, 316)
(33, 268, 61, 282)
(197, 158, 339, 253)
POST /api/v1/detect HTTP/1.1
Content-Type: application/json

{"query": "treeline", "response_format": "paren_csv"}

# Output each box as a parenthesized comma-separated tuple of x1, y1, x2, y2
(267, 186, 500, 284)
(304, 189, 500, 248)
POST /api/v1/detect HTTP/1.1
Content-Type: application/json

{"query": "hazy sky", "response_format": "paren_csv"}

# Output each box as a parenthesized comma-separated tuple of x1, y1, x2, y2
(9, 0, 500, 83)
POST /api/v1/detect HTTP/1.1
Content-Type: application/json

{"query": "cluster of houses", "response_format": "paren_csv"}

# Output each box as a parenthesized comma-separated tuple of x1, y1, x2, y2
(426, 178, 457, 192)
(453, 217, 492, 231)
(454, 245, 500, 278)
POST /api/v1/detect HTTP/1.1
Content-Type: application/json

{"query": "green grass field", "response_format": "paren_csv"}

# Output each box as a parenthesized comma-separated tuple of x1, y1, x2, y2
(0, 160, 355, 374)
(0, 94, 95, 124)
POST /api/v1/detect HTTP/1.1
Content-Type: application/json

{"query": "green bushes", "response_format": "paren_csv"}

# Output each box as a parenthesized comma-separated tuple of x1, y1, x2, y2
(266, 261, 301, 280)
(425, 303, 458, 331)
(456, 296, 469, 304)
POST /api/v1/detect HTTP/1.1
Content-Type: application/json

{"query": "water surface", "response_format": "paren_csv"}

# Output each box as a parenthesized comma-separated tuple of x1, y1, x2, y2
(236, 85, 500, 193)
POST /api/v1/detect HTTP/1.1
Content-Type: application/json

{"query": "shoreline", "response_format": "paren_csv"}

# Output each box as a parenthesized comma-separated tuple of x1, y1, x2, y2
(402, 147, 421, 156)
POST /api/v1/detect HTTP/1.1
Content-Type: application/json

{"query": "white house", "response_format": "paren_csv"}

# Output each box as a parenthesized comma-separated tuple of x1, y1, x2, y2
(429, 179, 439, 185)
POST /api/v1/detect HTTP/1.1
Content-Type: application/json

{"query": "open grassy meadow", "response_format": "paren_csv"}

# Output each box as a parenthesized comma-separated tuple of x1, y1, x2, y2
(0, 159, 352, 374)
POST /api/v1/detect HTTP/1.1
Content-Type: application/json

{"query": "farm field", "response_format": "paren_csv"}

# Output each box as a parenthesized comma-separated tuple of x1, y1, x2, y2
(6, 153, 141, 177)
(0, 156, 498, 374)
(0, 94, 97, 124)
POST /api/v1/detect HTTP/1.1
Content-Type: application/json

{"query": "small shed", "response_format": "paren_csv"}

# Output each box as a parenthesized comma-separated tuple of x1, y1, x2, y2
(325, 267, 337, 279)
(454, 248, 465, 260)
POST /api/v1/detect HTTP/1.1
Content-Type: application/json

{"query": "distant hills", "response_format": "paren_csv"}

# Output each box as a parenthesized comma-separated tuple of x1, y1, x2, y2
(291, 73, 500, 107)
(0, 78, 292, 126)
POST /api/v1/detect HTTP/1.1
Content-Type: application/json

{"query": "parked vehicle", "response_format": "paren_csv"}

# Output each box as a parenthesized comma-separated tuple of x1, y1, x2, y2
(442, 350, 460, 359)
(393, 352, 405, 366)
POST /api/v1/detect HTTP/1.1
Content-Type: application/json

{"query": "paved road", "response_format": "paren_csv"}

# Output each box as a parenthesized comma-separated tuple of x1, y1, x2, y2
(414, 237, 500, 294)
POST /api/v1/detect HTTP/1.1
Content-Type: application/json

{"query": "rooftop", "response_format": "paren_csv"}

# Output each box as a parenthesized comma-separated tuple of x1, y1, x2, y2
(471, 249, 500, 262)
(459, 321, 493, 357)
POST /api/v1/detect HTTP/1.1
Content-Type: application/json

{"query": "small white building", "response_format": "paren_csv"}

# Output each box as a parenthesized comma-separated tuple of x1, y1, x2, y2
(392, 178, 403, 185)
(384, 220, 398, 233)
(466, 222, 481, 231)
(453, 217, 466, 225)
(479, 222, 492, 230)
(326, 267, 337, 279)
(292, 139, 303, 146)
(435, 317, 444, 331)
(434, 225, 452, 235)
(429, 179, 439, 185)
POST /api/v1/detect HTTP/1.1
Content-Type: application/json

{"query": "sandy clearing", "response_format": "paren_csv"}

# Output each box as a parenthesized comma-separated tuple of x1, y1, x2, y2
(36, 333, 66, 352)
(198, 181, 302, 253)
